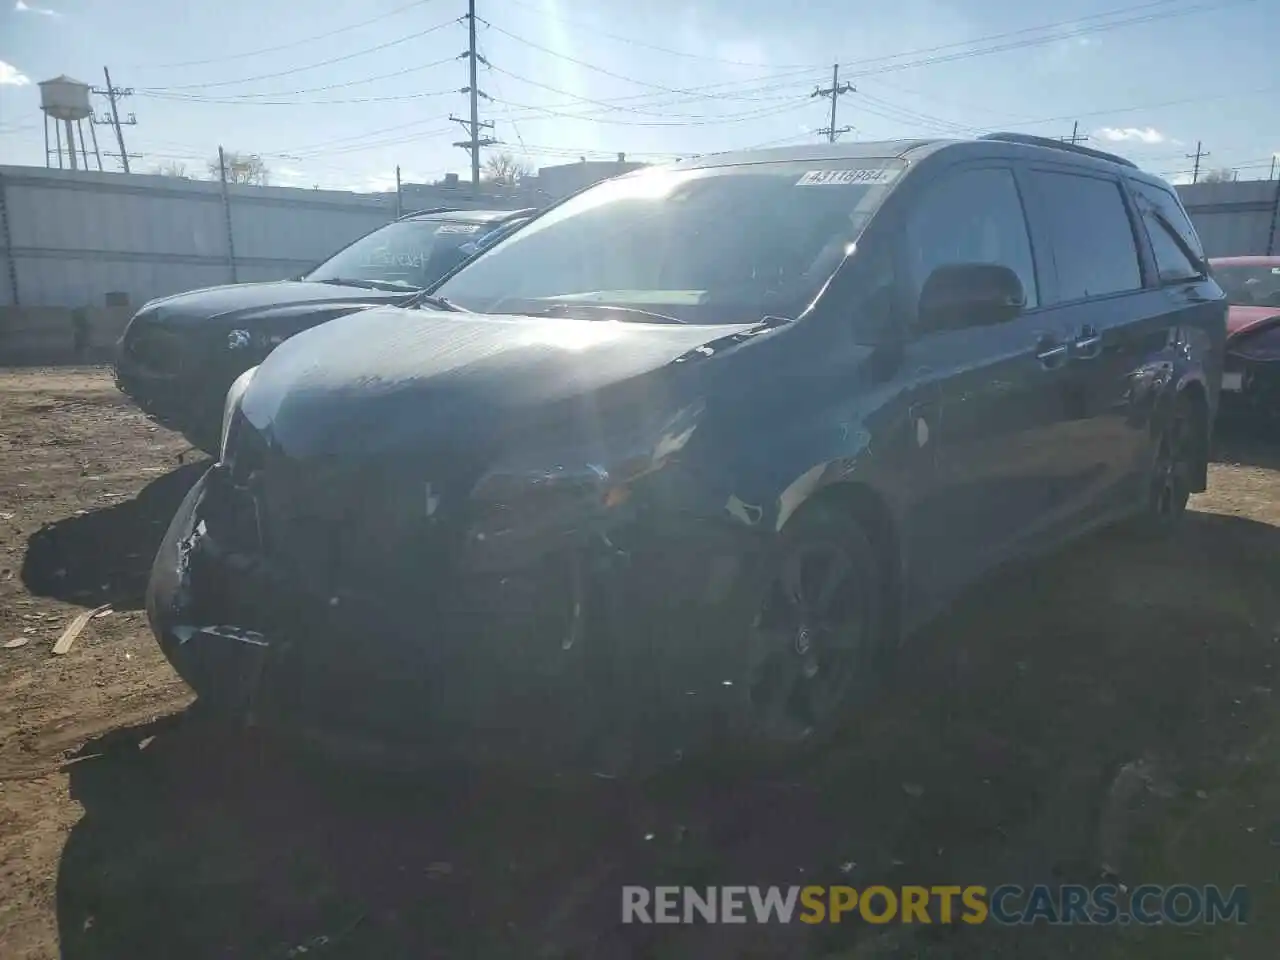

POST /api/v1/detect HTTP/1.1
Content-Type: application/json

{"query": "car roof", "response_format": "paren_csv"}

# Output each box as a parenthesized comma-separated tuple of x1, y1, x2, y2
(655, 132, 1139, 175)
(399, 207, 537, 224)
(1210, 255, 1280, 267)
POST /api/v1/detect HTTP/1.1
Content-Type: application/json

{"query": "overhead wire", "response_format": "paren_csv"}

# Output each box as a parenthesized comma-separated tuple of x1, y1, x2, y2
(139, 16, 462, 91)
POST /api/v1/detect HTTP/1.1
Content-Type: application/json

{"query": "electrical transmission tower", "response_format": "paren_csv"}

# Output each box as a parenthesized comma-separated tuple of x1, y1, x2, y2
(813, 64, 854, 143)
(1061, 122, 1089, 145)
(451, 0, 495, 191)
(90, 67, 138, 173)
(1186, 141, 1209, 184)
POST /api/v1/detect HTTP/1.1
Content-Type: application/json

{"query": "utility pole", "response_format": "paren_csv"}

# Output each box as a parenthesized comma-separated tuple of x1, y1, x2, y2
(1269, 155, 1276, 181)
(1061, 121, 1089, 145)
(813, 63, 854, 143)
(91, 67, 137, 173)
(451, 0, 495, 192)
(1186, 140, 1209, 184)
(395, 165, 403, 218)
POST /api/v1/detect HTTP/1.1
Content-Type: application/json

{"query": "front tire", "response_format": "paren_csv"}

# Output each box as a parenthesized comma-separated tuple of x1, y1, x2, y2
(733, 502, 890, 761)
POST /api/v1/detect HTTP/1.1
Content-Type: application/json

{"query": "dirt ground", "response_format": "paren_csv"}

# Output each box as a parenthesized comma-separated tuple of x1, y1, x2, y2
(1, 365, 1278, 960)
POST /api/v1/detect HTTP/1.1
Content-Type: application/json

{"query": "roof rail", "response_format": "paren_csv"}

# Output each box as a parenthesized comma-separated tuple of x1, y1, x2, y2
(979, 132, 1138, 169)
(397, 206, 464, 220)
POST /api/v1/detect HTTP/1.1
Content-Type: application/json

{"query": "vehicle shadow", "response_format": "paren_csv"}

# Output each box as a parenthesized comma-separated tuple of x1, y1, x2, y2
(21, 461, 207, 612)
(54, 510, 1280, 959)
(1212, 413, 1280, 470)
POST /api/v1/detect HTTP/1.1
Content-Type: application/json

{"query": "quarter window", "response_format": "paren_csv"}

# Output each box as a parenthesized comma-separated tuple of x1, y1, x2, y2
(1028, 171, 1142, 302)
(907, 167, 1038, 310)
(1129, 180, 1206, 284)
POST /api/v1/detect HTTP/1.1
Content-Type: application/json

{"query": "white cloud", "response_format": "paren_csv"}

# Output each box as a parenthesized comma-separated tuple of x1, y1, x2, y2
(1094, 126, 1167, 145)
(15, 0, 63, 16)
(0, 60, 32, 86)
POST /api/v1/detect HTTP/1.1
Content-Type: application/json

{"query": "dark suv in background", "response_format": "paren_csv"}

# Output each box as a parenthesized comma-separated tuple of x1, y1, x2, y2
(148, 134, 1224, 775)
(114, 206, 534, 450)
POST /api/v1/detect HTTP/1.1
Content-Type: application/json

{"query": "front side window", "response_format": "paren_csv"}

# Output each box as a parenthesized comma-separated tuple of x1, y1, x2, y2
(906, 166, 1039, 312)
(305, 219, 489, 290)
(1028, 171, 1142, 302)
(1130, 180, 1207, 285)
(433, 160, 906, 324)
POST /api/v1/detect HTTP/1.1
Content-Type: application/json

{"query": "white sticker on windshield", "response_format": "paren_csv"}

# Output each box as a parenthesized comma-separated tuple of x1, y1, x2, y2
(796, 168, 899, 186)
(436, 223, 480, 235)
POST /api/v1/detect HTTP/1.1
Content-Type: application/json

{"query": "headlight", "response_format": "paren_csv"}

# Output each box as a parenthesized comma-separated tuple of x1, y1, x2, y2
(466, 401, 704, 550)
(219, 365, 258, 463)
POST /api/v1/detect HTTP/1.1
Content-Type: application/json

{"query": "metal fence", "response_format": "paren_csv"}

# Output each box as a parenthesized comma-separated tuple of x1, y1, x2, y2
(0, 165, 526, 308)
(3, 164, 1278, 311)
(1176, 180, 1280, 259)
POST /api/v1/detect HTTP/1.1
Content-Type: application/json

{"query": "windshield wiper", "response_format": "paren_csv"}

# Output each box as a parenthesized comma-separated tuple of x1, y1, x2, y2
(529, 302, 686, 324)
(416, 294, 466, 312)
(311, 277, 422, 292)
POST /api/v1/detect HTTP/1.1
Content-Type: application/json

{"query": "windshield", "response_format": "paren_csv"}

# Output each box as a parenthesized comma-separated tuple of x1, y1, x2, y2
(1214, 263, 1280, 308)
(305, 218, 495, 289)
(432, 160, 905, 324)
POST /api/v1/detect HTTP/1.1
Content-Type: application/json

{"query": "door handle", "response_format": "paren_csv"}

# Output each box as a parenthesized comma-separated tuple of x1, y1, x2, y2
(1036, 341, 1069, 369)
(1073, 326, 1103, 360)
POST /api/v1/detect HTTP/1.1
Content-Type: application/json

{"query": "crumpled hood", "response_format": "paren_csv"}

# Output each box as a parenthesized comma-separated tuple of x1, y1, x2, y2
(240, 305, 765, 459)
(139, 280, 413, 327)
(1227, 304, 1280, 340)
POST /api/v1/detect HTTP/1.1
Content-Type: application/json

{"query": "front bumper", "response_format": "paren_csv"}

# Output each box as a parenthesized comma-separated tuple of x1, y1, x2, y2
(114, 325, 250, 450)
(146, 466, 767, 771)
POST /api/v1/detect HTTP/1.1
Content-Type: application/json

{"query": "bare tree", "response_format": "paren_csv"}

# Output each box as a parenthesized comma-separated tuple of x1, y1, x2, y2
(483, 152, 532, 187)
(209, 151, 271, 186)
(153, 160, 191, 179)
(1200, 167, 1236, 184)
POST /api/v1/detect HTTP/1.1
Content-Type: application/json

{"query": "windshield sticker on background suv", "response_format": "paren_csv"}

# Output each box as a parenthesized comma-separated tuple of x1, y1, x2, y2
(435, 223, 482, 235)
(796, 168, 900, 186)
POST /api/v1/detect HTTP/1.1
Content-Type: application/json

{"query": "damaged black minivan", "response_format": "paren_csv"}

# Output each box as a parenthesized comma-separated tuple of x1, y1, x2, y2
(147, 135, 1224, 773)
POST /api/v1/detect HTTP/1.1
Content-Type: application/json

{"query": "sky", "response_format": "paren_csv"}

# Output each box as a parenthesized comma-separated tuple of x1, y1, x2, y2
(1, 0, 1276, 191)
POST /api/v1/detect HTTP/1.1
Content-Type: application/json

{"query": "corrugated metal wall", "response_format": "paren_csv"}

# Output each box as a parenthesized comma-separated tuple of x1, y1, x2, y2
(1176, 180, 1280, 259)
(0, 166, 526, 308)
(4, 164, 1277, 309)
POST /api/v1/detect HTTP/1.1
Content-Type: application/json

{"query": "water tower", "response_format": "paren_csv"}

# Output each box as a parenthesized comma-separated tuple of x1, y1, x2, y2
(39, 75, 102, 171)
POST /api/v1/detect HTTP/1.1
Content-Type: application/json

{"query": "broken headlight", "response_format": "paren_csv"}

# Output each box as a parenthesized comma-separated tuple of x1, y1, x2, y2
(465, 401, 704, 555)
(219, 365, 258, 463)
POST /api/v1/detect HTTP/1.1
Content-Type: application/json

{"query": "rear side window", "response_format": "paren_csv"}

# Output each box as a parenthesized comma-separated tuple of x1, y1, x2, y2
(906, 166, 1039, 309)
(1129, 180, 1206, 284)
(1028, 170, 1142, 302)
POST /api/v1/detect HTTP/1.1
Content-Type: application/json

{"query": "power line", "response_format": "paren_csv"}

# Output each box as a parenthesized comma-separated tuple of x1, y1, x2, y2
(128, 1, 436, 70)
(485, 96, 812, 128)
(136, 55, 462, 101)
(139, 17, 461, 91)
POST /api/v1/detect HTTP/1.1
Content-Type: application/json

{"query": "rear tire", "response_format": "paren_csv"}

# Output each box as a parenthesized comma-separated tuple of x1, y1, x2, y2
(1137, 393, 1201, 535)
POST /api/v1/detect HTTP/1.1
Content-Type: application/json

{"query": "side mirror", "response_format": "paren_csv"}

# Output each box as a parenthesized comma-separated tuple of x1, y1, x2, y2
(918, 263, 1026, 331)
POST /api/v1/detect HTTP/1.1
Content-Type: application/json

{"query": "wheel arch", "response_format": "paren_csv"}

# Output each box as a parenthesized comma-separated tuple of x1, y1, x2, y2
(782, 479, 905, 645)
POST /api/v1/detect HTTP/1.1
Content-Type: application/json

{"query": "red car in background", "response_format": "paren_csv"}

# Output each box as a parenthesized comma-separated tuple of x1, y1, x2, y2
(1211, 255, 1280, 415)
